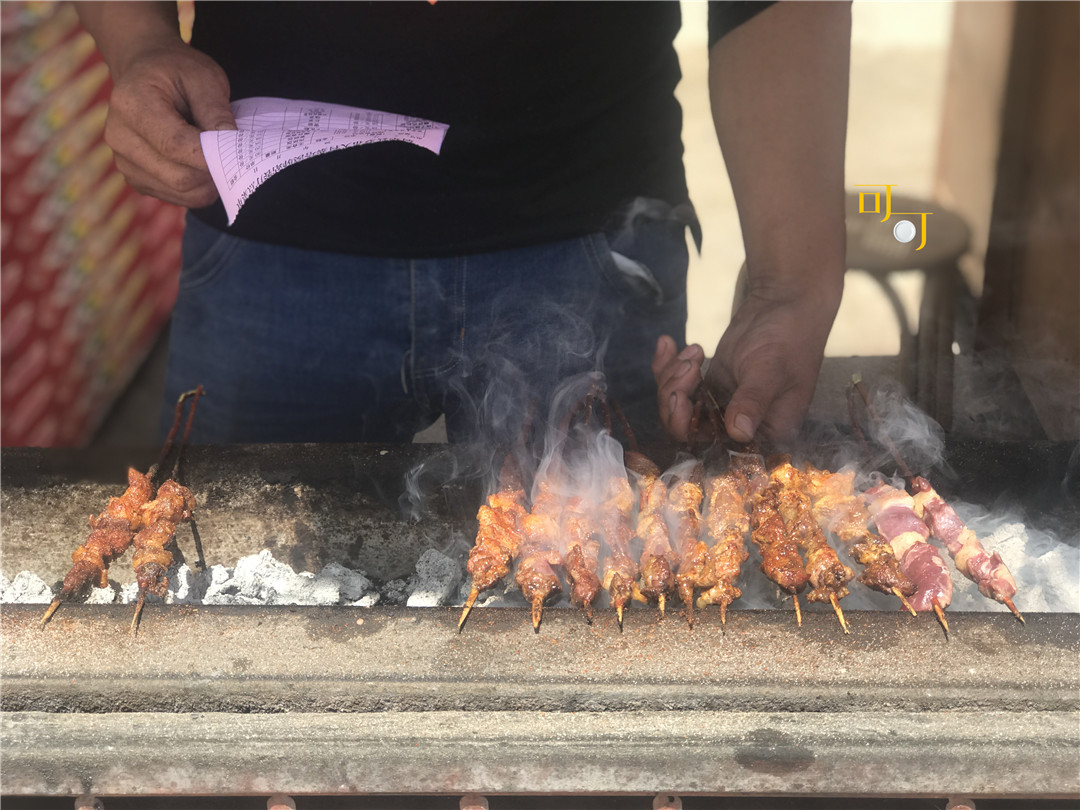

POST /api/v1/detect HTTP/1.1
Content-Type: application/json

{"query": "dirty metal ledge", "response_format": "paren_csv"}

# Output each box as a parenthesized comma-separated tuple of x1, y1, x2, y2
(2, 606, 1078, 796)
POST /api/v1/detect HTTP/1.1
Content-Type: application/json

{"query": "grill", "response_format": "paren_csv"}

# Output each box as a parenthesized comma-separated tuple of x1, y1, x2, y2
(2, 441, 1078, 801)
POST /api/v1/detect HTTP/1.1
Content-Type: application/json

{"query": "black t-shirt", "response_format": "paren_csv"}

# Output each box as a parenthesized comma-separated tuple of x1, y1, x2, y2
(189, 1, 770, 257)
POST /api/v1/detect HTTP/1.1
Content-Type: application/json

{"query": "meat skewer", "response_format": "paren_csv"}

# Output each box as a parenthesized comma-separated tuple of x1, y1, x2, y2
(770, 459, 854, 633)
(664, 463, 710, 627)
(801, 464, 918, 615)
(737, 452, 809, 623)
(130, 386, 205, 634)
(561, 495, 603, 621)
(911, 477, 1023, 622)
(40, 386, 203, 628)
(129, 477, 197, 633)
(865, 482, 953, 635)
(627, 452, 677, 616)
(459, 453, 529, 631)
(39, 467, 154, 627)
(598, 473, 638, 629)
(693, 470, 752, 628)
(516, 478, 565, 632)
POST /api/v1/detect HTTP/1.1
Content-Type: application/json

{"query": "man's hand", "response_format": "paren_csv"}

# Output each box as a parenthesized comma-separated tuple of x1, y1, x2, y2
(76, 2, 235, 208)
(654, 273, 839, 444)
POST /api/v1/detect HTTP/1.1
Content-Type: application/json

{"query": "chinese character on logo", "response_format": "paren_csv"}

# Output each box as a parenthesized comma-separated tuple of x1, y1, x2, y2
(854, 184, 932, 251)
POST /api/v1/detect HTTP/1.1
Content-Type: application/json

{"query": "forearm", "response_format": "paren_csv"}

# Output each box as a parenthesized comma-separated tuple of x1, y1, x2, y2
(75, 1, 182, 76)
(710, 1, 851, 300)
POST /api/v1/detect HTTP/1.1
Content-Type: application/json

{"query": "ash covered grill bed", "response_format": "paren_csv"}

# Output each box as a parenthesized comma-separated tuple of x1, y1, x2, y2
(2, 442, 1078, 800)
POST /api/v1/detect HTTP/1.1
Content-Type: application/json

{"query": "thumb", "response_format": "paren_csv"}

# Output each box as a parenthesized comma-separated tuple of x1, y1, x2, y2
(724, 374, 783, 443)
(190, 94, 236, 132)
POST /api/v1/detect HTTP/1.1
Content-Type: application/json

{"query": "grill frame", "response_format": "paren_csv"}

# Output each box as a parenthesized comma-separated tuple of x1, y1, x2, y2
(2, 441, 1078, 798)
(2, 605, 1078, 797)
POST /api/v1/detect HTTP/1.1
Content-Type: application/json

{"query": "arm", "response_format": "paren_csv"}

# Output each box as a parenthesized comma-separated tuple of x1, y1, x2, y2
(76, 1, 236, 208)
(655, 1, 850, 443)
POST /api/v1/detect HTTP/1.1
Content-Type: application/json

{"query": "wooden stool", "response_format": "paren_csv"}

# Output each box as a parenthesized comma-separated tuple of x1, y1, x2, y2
(732, 192, 971, 427)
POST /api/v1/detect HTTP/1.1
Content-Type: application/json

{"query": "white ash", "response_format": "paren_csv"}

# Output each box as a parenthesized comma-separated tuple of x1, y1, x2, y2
(406, 548, 461, 607)
(319, 562, 373, 602)
(1, 571, 53, 604)
(84, 584, 118, 605)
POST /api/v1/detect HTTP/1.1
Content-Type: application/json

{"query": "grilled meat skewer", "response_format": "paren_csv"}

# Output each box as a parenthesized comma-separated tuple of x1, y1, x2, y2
(735, 452, 808, 622)
(911, 477, 1022, 621)
(516, 480, 565, 631)
(770, 460, 854, 632)
(130, 478, 196, 633)
(627, 453, 677, 614)
(460, 457, 529, 631)
(40, 468, 154, 627)
(801, 465, 918, 613)
(691, 470, 751, 627)
(562, 495, 603, 619)
(664, 464, 708, 626)
(599, 474, 638, 628)
(866, 482, 953, 634)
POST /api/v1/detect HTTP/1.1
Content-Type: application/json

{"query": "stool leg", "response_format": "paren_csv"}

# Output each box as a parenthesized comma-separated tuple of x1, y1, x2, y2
(917, 263, 957, 428)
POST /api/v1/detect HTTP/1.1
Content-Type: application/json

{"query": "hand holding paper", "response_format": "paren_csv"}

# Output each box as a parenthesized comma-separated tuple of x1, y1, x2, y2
(200, 97, 450, 224)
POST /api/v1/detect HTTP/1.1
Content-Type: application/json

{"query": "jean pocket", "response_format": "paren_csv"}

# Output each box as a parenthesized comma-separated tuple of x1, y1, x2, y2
(178, 214, 243, 292)
(593, 200, 691, 314)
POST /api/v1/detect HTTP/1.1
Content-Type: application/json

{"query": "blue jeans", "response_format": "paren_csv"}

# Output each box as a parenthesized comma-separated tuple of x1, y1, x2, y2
(162, 206, 690, 445)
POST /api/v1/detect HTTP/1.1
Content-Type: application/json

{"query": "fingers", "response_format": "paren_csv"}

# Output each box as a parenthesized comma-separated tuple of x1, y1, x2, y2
(653, 336, 705, 440)
(104, 43, 233, 207)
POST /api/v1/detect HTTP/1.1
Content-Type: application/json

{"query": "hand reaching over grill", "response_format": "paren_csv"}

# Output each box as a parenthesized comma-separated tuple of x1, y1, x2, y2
(652, 285, 839, 445)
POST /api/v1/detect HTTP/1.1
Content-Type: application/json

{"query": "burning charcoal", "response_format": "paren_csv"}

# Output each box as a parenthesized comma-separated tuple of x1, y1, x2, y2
(406, 548, 461, 607)
(316, 562, 374, 603)
(2, 571, 53, 604)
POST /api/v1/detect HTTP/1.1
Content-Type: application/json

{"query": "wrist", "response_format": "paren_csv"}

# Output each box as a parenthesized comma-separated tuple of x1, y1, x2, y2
(77, 2, 183, 78)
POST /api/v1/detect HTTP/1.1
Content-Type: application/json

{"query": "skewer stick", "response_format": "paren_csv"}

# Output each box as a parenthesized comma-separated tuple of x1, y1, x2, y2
(458, 587, 480, 632)
(657, 593, 666, 617)
(829, 592, 850, 634)
(931, 598, 950, 637)
(39, 600, 61, 628)
(616, 604, 624, 630)
(130, 592, 146, 635)
(531, 598, 544, 633)
(892, 587, 918, 617)
(793, 594, 802, 627)
(1003, 596, 1025, 623)
(719, 603, 728, 630)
